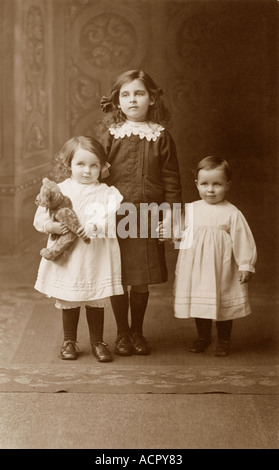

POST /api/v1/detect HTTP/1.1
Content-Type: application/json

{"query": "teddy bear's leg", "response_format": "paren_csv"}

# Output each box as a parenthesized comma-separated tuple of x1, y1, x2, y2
(40, 232, 77, 261)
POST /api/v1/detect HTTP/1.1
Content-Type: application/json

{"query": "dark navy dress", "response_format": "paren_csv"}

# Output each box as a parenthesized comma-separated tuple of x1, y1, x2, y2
(101, 120, 182, 286)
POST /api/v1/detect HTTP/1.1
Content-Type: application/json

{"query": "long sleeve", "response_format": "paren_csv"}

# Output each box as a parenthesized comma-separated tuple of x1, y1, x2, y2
(33, 206, 52, 234)
(159, 130, 182, 205)
(230, 210, 257, 272)
(100, 124, 182, 206)
(99, 129, 115, 187)
(100, 129, 113, 165)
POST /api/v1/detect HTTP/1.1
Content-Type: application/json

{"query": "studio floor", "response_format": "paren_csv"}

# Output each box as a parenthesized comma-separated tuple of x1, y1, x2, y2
(0, 241, 278, 450)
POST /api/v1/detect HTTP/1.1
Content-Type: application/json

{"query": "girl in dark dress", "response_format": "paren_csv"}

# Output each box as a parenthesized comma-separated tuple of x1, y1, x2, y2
(100, 70, 182, 356)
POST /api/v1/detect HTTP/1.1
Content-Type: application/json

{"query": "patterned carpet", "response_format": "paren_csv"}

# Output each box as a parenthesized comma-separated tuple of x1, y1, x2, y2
(0, 364, 278, 394)
(0, 283, 278, 394)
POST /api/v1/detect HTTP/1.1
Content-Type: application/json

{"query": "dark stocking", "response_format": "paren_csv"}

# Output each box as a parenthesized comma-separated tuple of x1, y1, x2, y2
(195, 318, 212, 343)
(130, 291, 149, 336)
(86, 306, 105, 343)
(62, 307, 80, 341)
(216, 320, 233, 341)
(110, 292, 130, 337)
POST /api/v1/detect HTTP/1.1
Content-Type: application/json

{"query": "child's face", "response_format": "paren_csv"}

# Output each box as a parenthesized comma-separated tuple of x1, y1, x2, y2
(195, 167, 231, 204)
(118, 79, 154, 122)
(71, 148, 101, 184)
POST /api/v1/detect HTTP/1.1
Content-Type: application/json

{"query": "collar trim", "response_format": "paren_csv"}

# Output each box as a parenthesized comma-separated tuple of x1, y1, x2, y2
(109, 121, 164, 141)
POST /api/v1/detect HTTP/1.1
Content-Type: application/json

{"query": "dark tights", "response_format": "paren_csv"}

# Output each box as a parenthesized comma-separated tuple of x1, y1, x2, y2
(195, 318, 233, 342)
(62, 306, 105, 344)
(110, 290, 149, 337)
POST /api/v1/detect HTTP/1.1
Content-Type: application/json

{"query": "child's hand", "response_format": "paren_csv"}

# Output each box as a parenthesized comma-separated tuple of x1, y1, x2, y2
(76, 226, 90, 240)
(238, 271, 252, 284)
(84, 222, 98, 238)
(45, 220, 69, 235)
(156, 208, 172, 242)
(156, 221, 170, 242)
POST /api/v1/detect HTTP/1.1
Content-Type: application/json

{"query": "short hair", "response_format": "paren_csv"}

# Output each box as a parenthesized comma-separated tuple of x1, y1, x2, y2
(194, 156, 232, 181)
(54, 136, 107, 182)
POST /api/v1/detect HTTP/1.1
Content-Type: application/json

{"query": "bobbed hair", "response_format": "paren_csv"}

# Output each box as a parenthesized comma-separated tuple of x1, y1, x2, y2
(53, 136, 107, 182)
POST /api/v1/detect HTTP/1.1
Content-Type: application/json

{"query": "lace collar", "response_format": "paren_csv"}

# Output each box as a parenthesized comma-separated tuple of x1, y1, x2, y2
(109, 120, 164, 141)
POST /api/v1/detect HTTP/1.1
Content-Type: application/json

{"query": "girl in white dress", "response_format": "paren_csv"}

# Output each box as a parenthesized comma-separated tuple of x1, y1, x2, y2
(172, 156, 257, 356)
(34, 136, 123, 362)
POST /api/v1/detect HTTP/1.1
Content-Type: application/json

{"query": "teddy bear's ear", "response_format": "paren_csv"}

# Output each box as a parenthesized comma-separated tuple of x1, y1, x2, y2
(42, 177, 49, 184)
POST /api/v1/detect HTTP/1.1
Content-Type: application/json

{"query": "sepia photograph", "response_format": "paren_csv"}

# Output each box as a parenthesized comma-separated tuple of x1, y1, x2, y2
(0, 0, 278, 452)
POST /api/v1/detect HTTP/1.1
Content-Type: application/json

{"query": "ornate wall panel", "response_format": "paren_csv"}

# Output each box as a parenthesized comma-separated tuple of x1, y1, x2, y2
(18, 0, 52, 171)
(0, 0, 277, 282)
(0, 0, 53, 255)
(23, 4, 48, 153)
(0, 1, 3, 164)
(166, 3, 211, 184)
(0, 0, 15, 186)
(67, 0, 150, 136)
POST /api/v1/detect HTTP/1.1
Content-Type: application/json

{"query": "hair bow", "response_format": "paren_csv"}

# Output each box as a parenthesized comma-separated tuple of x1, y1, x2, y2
(100, 96, 114, 113)
(101, 162, 111, 179)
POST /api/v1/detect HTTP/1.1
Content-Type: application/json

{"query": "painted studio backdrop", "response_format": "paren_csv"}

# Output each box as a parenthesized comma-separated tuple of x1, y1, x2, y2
(0, 0, 277, 289)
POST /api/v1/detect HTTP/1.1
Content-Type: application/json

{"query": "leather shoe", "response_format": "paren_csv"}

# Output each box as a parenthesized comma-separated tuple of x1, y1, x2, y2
(60, 340, 79, 360)
(215, 340, 230, 357)
(115, 335, 133, 356)
(131, 332, 150, 355)
(91, 342, 112, 362)
(189, 338, 211, 353)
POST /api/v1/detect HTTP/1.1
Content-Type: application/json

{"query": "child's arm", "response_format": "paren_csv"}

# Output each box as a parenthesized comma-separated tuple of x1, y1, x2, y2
(156, 131, 182, 241)
(231, 210, 257, 282)
(33, 206, 69, 235)
(159, 131, 182, 205)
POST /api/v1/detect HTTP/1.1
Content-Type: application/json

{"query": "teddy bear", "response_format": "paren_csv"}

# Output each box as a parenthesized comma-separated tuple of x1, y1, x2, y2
(35, 177, 90, 261)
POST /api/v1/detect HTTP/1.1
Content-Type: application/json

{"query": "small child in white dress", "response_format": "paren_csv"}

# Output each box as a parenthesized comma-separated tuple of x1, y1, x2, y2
(34, 136, 123, 362)
(173, 156, 257, 357)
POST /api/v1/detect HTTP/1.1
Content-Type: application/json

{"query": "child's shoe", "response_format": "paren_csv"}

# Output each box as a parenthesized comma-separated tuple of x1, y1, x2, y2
(60, 340, 79, 360)
(131, 332, 150, 355)
(115, 334, 133, 356)
(215, 340, 230, 357)
(189, 338, 211, 353)
(91, 342, 112, 362)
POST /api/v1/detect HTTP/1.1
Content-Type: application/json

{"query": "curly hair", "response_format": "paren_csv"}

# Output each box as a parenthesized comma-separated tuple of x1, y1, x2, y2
(53, 136, 107, 182)
(100, 70, 171, 129)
